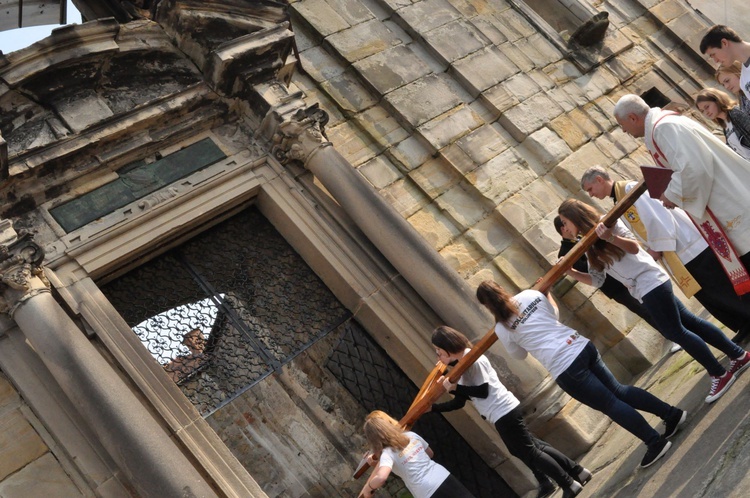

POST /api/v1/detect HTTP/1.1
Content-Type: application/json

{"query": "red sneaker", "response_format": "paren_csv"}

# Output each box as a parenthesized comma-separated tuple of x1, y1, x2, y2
(705, 372, 735, 403)
(728, 351, 750, 376)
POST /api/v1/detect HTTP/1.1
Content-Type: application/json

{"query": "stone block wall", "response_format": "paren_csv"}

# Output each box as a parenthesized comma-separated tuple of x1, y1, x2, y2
(289, 0, 718, 364)
(0, 372, 83, 496)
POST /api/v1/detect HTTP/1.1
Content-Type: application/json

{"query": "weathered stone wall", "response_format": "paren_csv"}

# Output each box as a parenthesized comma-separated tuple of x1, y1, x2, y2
(288, 0, 718, 374)
(0, 0, 733, 496)
(0, 372, 84, 496)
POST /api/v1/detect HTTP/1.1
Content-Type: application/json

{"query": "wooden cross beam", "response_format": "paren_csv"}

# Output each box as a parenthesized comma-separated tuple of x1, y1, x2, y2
(354, 180, 647, 480)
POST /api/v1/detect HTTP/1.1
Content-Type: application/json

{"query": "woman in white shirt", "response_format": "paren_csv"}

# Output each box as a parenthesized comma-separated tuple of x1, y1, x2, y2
(359, 411, 474, 498)
(557, 199, 749, 404)
(430, 326, 590, 498)
(695, 88, 750, 160)
(476, 280, 682, 469)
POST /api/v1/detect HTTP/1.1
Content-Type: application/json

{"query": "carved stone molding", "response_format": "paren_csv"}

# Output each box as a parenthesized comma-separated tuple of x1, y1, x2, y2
(269, 103, 331, 166)
(0, 221, 49, 316)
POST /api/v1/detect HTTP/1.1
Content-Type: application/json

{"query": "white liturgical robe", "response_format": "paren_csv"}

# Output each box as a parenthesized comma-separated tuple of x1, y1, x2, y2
(645, 107, 750, 256)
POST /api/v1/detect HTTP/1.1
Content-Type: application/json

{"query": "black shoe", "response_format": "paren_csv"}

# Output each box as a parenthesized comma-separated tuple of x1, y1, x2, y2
(733, 328, 750, 345)
(561, 481, 583, 498)
(577, 467, 592, 485)
(640, 438, 672, 468)
(662, 409, 687, 439)
(536, 481, 556, 498)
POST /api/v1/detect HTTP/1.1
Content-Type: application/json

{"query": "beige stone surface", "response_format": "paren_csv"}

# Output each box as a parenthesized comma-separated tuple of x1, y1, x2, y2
(354, 105, 411, 147)
(0, 409, 48, 480)
(422, 20, 489, 63)
(468, 148, 537, 204)
(492, 245, 545, 290)
(439, 238, 485, 276)
(499, 92, 565, 140)
(417, 105, 483, 150)
(455, 124, 512, 167)
(293, 0, 350, 36)
(550, 113, 590, 150)
(434, 182, 494, 229)
(0, 375, 17, 408)
(408, 156, 462, 199)
(326, 120, 379, 167)
(379, 177, 430, 218)
(407, 203, 461, 251)
(465, 213, 513, 259)
(357, 155, 402, 189)
(325, 19, 404, 62)
(390, 135, 435, 172)
(0, 453, 82, 497)
(519, 127, 572, 173)
(452, 46, 520, 96)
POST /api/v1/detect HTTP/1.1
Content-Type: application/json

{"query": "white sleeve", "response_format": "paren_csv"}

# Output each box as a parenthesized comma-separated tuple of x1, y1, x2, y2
(495, 324, 528, 359)
(379, 448, 394, 469)
(659, 121, 714, 218)
(628, 182, 678, 252)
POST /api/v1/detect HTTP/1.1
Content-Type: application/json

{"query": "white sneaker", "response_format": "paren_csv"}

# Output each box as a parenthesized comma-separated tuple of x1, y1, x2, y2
(669, 342, 682, 353)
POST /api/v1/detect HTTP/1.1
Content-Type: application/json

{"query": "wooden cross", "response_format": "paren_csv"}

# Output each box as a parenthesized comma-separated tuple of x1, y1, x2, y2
(354, 180, 647, 480)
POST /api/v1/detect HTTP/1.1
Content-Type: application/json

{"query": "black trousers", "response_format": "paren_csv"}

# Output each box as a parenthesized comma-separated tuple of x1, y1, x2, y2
(600, 276, 660, 330)
(432, 474, 475, 498)
(493, 406, 577, 489)
(687, 247, 750, 333)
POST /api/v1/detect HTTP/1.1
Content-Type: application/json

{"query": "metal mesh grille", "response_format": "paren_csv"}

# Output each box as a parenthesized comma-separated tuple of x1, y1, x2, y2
(327, 321, 516, 498)
(101, 207, 350, 415)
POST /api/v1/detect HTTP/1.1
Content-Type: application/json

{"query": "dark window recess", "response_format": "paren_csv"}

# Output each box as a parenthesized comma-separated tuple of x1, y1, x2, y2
(641, 88, 671, 109)
(50, 138, 226, 232)
(100, 207, 351, 416)
(327, 322, 517, 498)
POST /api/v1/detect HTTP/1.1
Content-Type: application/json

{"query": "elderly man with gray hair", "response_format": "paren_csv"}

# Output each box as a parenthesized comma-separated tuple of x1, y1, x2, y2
(581, 165, 750, 344)
(613, 94, 750, 298)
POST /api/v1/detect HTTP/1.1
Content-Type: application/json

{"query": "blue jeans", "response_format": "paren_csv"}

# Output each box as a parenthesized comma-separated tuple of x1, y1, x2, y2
(641, 281, 744, 377)
(556, 342, 675, 446)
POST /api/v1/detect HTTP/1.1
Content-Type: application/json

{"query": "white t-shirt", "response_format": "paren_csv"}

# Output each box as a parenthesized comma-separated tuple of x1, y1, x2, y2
(493, 290, 588, 379)
(588, 220, 670, 301)
(379, 432, 449, 498)
(741, 60, 750, 103)
(725, 121, 750, 160)
(458, 350, 520, 423)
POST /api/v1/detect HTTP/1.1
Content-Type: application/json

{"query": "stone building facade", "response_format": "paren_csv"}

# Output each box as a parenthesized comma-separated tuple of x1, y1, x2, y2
(0, 0, 730, 496)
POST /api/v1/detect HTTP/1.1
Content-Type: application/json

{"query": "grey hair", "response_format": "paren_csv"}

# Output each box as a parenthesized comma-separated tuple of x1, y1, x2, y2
(614, 94, 650, 119)
(581, 166, 610, 189)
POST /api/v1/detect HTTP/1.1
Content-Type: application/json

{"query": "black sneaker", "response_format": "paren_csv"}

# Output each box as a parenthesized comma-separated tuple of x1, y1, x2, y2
(536, 481, 555, 498)
(640, 438, 672, 468)
(662, 409, 687, 439)
(577, 467, 592, 485)
(561, 480, 583, 498)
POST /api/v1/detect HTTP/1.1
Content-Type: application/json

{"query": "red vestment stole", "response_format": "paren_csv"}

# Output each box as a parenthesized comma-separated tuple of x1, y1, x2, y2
(649, 112, 750, 295)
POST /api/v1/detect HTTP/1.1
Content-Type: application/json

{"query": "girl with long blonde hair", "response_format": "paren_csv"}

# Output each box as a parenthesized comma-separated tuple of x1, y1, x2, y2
(359, 411, 474, 498)
(715, 62, 750, 113)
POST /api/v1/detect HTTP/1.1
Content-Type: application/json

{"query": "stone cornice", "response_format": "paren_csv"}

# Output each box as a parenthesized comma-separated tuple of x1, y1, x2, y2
(0, 19, 121, 86)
